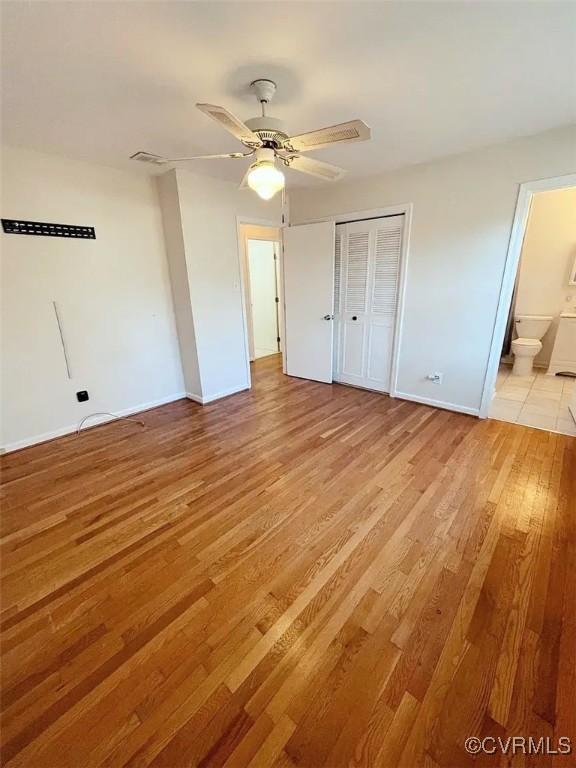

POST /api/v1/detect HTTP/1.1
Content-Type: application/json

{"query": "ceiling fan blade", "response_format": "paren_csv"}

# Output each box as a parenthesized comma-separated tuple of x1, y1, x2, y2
(130, 150, 254, 166)
(196, 103, 263, 148)
(282, 120, 370, 153)
(164, 151, 253, 162)
(284, 155, 347, 182)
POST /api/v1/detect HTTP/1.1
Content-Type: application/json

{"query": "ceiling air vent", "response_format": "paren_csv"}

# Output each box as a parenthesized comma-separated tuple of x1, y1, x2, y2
(130, 151, 165, 165)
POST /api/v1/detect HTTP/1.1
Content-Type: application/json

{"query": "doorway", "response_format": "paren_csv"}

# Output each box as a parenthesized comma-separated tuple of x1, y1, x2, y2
(481, 174, 576, 436)
(238, 223, 283, 365)
(247, 239, 280, 359)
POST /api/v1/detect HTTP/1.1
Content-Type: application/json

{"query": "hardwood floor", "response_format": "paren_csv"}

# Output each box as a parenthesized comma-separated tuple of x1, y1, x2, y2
(1, 355, 574, 767)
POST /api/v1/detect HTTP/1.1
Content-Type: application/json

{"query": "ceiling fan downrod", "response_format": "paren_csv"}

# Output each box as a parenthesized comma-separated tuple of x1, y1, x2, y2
(250, 78, 277, 118)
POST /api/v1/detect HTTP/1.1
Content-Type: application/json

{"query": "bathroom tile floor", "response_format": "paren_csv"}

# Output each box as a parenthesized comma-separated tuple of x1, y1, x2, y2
(489, 363, 576, 435)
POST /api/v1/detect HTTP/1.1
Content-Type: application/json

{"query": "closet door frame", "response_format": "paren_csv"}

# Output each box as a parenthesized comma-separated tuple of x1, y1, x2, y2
(300, 204, 412, 398)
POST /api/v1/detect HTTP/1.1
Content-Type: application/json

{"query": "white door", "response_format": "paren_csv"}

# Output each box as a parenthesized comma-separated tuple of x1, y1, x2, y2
(247, 239, 279, 358)
(283, 221, 335, 383)
(334, 216, 403, 393)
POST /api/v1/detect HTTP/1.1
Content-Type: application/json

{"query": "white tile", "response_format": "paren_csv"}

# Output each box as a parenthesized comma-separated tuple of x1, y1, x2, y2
(495, 365, 513, 391)
(517, 411, 557, 431)
(489, 398, 522, 423)
(520, 400, 560, 419)
(556, 400, 572, 419)
(555, 417, 576, 436)
(497, 386, 530, 402)
(526, 390, 562, 406)
(562, 378, 575, 394)
(532, 376, 566, 393)
(506, 374, 536, 386)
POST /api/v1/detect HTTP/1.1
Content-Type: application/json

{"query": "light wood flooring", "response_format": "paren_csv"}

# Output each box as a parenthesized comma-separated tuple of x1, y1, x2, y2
(1, 356, 575, 767)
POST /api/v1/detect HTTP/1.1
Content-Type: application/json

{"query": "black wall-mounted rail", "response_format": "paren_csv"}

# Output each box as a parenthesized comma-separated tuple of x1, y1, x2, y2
(2, 219, 96, 239)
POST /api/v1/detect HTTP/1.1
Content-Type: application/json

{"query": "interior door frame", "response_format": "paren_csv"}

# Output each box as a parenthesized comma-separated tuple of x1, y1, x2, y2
(236, 216, 284, 388)
(478, 173, 576, 418)
(298, 204, 412, 398)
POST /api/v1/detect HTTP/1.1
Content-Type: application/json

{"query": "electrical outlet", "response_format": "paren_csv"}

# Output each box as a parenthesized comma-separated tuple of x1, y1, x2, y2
(426, 372, 443, 384)
(76, 390, 89, 402)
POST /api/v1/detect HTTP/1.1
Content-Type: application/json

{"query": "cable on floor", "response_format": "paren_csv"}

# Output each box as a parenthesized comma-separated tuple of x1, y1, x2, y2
(76, 412, 145, 436)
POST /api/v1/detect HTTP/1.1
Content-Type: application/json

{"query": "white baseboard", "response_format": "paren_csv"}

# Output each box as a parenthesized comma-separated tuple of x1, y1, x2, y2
(393, 391, 480, 417)
(186, 384, 249, 405)
(0, 392, 187, 454)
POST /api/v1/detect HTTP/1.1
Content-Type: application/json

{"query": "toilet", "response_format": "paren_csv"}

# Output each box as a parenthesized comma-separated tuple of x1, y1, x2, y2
(511, 314, 553, 376)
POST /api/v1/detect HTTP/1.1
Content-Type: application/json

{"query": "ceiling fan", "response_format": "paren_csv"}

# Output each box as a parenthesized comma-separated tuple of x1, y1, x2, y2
(131, 79, 371, 200)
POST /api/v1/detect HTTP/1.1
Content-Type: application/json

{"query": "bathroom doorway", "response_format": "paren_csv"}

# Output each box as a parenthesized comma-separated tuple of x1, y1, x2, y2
(481, 175, 576, 435)
(238, 223, 283, 366)
(247, 238, 281, 359)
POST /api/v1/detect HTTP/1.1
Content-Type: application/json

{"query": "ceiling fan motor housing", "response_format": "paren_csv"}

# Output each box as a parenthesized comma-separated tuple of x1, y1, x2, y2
(244, 116, 288, 149)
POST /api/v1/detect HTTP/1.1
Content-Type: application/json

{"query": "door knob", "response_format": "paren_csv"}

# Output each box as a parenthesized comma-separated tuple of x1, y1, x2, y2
(352, 316, 358, 321)
(323, 314, 334, 320)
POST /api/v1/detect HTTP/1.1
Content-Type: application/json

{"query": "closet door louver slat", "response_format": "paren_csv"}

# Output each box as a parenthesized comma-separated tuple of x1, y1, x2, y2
(334, 232, 342, 313)
(345, 231, 369, 313)
(372, 227, 402, 317)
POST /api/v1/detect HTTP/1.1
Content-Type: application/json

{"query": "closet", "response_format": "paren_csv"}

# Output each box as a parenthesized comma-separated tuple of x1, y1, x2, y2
(333, 215, 403, 392)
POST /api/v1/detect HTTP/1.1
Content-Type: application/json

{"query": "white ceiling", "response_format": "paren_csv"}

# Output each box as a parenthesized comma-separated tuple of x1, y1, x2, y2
(2, 1, 575, 187)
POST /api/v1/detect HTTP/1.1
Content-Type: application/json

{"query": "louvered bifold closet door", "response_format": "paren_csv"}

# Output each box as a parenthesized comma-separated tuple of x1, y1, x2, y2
(334, 215, 403, 392)
(364, 216, 403, 390)
(334, 221, 371, 385)
(333, 230, 343, 375)
(372, 225, 402, 318)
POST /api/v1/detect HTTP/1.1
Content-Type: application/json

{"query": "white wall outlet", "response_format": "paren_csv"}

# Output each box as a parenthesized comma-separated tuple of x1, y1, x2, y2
(426, 372, 443, 384)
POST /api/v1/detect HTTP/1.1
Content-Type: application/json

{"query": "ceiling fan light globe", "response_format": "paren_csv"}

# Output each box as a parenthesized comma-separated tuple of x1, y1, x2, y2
(247, 161, 285, 200)
(254, 187, 277, 201)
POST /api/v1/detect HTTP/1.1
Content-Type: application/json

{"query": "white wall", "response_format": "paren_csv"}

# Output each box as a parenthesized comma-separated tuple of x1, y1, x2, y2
(290, 126, 576, 415)
(157, 169, 282, 402)
(515, 186, 576, 365)
(1, 146, 184, 451)
(157, 171, 202, 397)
